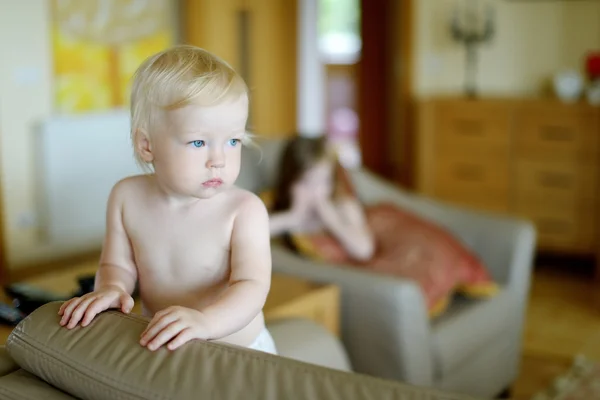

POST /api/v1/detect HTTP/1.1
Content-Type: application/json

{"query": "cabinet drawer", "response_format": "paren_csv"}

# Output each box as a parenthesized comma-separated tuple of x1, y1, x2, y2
(433, 156, 510, 213)
(513, 160, 597, 211)
(518, 210, 596, 252)
(514, 107, 599, 162)
(435, 101, 511, 158)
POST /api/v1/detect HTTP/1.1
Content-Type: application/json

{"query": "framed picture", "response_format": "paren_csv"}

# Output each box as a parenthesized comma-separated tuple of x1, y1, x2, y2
(51, 0, 176, 114)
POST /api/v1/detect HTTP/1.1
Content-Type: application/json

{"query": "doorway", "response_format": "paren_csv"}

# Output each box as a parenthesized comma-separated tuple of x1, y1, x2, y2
(316, 0, 414, 186)
(318, 0, 362, 169)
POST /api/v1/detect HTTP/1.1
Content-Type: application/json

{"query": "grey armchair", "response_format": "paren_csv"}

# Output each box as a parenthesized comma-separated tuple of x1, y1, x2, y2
(238, 138, 536, 399)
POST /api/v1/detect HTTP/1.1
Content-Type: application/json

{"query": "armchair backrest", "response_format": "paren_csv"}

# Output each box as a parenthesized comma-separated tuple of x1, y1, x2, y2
(237, 137, 288, 194)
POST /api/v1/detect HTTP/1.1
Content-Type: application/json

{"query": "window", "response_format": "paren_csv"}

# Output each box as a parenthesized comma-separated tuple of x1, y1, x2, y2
(318, 0, 361, 64)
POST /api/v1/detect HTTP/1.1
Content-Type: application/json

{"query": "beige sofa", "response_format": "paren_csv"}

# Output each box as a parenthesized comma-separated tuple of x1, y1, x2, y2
(237, 138, 536, 398)
(0, 302, 484, 399)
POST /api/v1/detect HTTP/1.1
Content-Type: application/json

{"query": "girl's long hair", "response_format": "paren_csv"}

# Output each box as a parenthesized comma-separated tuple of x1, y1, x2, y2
(272, 135, 329, 213)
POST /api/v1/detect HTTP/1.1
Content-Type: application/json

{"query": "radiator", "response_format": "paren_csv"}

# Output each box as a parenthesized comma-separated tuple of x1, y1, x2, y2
(36, 109, 143, 249)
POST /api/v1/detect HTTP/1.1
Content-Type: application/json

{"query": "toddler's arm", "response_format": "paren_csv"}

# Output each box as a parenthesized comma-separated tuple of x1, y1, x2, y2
(200, 194, 272, 339)
(59, 180, 137, 328)
(94, 180, 138, 294)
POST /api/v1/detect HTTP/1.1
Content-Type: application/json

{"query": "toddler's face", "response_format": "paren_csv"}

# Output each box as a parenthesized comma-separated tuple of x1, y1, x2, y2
(150, 94, 248, 199)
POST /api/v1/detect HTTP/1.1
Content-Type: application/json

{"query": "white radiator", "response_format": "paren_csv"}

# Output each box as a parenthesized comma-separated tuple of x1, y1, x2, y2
(36, 109, 144, 249)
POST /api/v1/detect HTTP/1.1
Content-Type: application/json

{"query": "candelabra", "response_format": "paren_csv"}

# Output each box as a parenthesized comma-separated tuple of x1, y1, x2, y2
(450, 0, 495, 98)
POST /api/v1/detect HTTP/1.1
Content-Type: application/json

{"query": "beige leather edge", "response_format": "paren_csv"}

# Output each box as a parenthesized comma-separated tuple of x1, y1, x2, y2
(0, 346, 19, 378)
(0, 369, 76, 400)
(6, 302, 481, 400)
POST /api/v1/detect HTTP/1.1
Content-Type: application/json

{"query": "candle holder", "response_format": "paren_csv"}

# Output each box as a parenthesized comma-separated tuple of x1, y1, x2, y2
(450, 1, 495, 98)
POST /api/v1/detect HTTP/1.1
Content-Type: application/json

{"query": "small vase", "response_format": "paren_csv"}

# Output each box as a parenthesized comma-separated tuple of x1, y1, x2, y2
(553, 70, 583, 103)
(586, 79, 600, 106)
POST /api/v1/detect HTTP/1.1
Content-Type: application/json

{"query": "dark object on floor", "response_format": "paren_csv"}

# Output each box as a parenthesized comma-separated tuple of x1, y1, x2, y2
(495, 387, 511, 399)
(4, 283, 70, 315)
(3, 274, 141, 317)
(0, 301, 26, 326)
(73, 275, 96, 297)
(74, 274, 140, 298)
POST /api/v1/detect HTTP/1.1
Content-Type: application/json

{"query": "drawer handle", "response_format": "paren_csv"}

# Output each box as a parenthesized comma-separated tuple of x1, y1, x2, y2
(539, 126, 575, 142)
(454, 164, 484, 181)
(454, 120, 484, 136)
(536, 171, 573, 189)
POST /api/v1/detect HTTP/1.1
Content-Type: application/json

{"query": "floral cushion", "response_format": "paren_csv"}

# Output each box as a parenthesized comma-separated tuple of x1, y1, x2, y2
(291, 202, 499, 317)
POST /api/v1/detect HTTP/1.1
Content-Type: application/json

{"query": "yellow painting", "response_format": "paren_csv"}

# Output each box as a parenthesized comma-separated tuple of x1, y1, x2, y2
(52, 0, 174, 113)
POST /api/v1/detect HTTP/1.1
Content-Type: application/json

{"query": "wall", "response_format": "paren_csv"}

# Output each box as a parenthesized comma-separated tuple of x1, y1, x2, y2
(0, 0, 54, 268)
(412, 0, 600, 97)
(0, 0, 295, 270)
(0, 1, 178, 269)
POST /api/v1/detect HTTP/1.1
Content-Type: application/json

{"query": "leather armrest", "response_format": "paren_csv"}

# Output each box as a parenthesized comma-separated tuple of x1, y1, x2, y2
(0, 346, 19, 377)
(6, 302, 480, 400)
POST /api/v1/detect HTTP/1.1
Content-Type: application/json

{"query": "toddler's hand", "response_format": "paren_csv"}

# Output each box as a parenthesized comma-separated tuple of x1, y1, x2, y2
(58, 286, 134, 329)
(140, 306, 210, 351)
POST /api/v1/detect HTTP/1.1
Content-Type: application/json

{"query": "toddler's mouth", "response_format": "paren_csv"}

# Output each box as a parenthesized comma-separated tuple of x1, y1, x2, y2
(203, 178, 223, 188)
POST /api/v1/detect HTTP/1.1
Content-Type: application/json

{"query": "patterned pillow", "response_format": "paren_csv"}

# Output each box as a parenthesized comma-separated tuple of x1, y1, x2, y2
(291, 202, 499, 317)
(269, 162, 498, 317)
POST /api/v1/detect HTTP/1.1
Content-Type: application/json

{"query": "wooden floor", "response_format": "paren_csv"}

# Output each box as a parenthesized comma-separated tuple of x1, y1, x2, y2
(512, 261, 600, 399)
(0, 259, 597, 399)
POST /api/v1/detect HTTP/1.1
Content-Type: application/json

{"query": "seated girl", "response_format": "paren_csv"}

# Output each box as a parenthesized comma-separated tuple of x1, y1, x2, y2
(267, 136, 499, 318)
(268, 135, 375, 262)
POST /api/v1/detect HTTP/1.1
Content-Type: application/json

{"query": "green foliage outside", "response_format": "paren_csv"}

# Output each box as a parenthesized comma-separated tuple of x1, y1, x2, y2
(318, 0, 360, 37)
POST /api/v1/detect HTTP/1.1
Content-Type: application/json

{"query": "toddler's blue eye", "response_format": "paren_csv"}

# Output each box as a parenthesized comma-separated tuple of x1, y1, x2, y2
(229, 139, 241, 146)
(191, 140, 205, 148)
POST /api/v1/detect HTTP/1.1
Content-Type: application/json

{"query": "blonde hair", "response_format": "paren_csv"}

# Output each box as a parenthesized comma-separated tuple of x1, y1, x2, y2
(130, 44, 249, 170)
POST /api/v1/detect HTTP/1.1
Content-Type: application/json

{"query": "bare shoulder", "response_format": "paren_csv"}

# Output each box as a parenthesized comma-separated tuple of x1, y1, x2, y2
(110, 175, 153, 202)
(228, 187, 269, 220)
(228, 188, 271, 248)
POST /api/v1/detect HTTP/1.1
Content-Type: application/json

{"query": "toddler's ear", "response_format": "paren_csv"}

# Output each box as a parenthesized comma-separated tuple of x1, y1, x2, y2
(134, 129, 154, 163)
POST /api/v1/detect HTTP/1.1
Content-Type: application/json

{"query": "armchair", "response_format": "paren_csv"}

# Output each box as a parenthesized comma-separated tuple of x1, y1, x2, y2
(238, 138, 536, 398)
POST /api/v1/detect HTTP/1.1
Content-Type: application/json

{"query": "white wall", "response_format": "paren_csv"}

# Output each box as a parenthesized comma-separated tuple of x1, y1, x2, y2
(297, 0, 326, 137)
(0, 0, 55, 267)
(412, 0, 600, 97)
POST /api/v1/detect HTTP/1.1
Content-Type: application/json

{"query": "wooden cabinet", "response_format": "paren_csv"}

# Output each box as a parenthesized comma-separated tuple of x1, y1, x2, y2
(181, 0, 297, 137)
(416, 97, 600, 254)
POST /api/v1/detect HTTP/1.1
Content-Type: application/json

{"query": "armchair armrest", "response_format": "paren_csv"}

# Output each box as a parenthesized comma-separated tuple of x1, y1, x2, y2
(348, 169, 536, 364)
(271, 245, 434, 386)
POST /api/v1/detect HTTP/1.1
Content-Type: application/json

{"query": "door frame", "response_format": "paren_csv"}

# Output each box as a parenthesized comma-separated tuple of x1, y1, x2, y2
(358, 0, 414, 187)
(0, 178, 5, 284)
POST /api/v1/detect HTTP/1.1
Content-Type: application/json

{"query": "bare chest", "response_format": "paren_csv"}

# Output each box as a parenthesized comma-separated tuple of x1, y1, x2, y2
(123, 204, 234, 289)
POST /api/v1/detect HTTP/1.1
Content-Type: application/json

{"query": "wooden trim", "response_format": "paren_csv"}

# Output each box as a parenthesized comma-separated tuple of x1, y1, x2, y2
(357, 0, 414, 186)
(0, 180, 6, 285)
(358, 0, 390, 178)
(395, 0, 414, 188)
(6, 250, 101, 284)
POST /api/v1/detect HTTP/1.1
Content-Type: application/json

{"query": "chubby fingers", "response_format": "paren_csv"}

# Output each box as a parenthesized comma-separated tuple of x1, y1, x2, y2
(146, 321, 186, 351)
(167, 328, 195, 351)
(65, 296, 96, 329)
(140, 311, 179, 349)
(80, 297, 112, 327)
(59, 297, 82, 326)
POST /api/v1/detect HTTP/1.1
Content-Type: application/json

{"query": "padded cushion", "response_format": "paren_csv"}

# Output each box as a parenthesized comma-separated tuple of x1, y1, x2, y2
(268, 318, 352, 372)
(6, 302, 475, 400)
(292, 201, 499, 317)
(0, 369, 76, 399)
(431, 288, 515, 379)
(0, 346, 19, 377)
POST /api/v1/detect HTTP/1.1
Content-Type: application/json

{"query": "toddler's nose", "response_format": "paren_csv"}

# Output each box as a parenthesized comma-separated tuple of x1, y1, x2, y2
(207, 148, 225, 169)
(207, 157, 225, 169)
